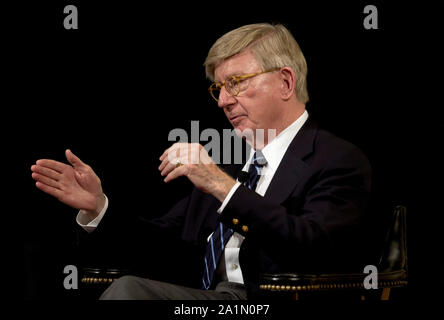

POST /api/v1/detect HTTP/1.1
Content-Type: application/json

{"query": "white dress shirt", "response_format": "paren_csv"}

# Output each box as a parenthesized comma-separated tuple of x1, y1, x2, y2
(76, 110, 309, 285)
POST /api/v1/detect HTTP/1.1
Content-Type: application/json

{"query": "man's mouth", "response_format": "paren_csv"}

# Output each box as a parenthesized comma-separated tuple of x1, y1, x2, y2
(229, 115, 246, 122)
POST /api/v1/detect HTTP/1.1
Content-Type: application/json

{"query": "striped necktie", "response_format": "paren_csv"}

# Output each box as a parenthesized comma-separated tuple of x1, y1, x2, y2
(202, 150, 267, 289)
(247, 150, 267, 190)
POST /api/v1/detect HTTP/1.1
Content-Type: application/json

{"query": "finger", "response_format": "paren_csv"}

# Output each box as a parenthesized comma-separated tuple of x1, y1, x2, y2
(159, 146, 180, 171)
(160, 150, 189, 176)
(32, 164, 62, 181)
(162, 151, 192, 177)
(65, 149, 85, 168)
(32, 172, 61, 189)
(164, 164, 186, 183)
(159, 148, 168, 161)
(35, 181, 63, 200)
(160, 158, 178, 177)
(36, 159, 69, 173)
(159, 154, 176, 172)
(160, 143, 181, 162)
(158, 156, 168, 171)
(159, 145, 174, 161)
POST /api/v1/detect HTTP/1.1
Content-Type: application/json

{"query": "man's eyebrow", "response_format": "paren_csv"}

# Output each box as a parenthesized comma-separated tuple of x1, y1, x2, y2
(216, 73, 241, 83)
(229, 72, 243, 77)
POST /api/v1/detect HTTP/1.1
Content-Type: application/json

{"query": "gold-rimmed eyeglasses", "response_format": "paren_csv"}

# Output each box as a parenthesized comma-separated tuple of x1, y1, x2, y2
(208, 67, 280, 102)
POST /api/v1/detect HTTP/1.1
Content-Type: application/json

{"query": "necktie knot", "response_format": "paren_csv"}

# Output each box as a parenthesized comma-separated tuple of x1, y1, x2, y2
(253, 150, 267, 167)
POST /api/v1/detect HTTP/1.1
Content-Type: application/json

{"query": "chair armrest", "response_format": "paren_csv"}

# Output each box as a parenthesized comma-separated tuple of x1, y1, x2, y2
(259, 270, 407, 293)
(81, 267, 129, 285)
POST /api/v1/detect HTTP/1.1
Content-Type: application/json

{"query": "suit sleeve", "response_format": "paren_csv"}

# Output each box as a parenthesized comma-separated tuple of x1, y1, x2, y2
(218, 146, 372, 259)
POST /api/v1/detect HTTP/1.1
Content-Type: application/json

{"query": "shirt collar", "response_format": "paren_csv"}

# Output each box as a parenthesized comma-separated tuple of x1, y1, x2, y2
(247, 110, 309, 171)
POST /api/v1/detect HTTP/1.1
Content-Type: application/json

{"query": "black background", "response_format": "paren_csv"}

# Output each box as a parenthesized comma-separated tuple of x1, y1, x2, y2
(18, 0, 441, 308)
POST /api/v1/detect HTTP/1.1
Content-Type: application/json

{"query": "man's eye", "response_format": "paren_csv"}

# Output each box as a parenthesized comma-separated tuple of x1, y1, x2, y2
(227, 79, 237, 89)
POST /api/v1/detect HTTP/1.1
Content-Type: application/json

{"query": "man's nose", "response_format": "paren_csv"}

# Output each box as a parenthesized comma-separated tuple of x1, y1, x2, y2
(217, 87, 236, 109)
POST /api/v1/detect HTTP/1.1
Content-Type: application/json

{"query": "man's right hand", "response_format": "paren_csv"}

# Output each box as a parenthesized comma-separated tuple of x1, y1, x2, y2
(31, 149, 105, 220)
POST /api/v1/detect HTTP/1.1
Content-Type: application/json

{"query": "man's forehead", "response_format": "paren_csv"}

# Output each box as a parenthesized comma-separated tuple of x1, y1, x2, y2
(214, 51, 260, 82)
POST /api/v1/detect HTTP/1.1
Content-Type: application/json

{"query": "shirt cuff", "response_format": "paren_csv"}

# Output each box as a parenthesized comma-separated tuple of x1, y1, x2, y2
(217, 181, 242, 214)
(76, 194, 109, 233)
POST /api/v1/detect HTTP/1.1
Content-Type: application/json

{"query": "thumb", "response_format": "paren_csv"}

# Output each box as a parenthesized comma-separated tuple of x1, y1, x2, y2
(66, 149, 85, 168)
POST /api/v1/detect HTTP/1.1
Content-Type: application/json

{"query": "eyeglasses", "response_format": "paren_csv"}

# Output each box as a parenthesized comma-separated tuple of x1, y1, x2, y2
(208, 68, 280, 102)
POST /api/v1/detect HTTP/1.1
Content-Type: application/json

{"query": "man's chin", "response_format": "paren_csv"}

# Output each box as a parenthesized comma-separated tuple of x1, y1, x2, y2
(233, 126, 255, 144)
(233, 125, 250, 134)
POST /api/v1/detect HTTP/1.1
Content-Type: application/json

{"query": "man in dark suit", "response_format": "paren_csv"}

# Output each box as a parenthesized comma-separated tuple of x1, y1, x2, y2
(30, 23, 372, 299)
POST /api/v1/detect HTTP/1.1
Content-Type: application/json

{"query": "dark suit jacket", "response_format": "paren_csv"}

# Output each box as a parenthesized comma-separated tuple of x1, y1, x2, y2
(85, 117, 374, 298)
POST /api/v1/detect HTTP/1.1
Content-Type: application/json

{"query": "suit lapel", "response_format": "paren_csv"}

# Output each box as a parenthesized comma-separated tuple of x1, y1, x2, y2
(264, 118, 318, 204)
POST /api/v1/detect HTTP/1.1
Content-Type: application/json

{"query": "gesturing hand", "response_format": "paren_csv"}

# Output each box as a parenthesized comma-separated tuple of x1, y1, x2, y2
(31, 149, 105, 216)
(158, 143, 236, 202)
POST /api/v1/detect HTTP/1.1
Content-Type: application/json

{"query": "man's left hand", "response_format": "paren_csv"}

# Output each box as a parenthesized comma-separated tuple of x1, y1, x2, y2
(159, 143, 236, 202)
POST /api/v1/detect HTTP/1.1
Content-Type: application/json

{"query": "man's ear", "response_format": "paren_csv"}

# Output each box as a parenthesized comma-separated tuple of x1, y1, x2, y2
(279, 67, 296, 100)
